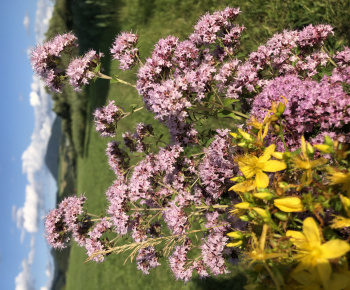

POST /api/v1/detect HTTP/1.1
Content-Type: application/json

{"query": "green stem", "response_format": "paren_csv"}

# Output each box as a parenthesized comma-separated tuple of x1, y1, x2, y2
(96, 72, 136, 88)
(321, 47, 337, 67)
(121, 106, 144, 119)
(264, 263, 281, 290)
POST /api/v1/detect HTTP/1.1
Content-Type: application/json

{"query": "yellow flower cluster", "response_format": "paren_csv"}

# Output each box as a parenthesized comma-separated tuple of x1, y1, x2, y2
(225, 99, 350, 289)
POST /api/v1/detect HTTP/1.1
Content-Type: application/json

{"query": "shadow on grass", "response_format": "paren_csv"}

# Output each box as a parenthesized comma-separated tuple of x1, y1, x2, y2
(193, 274, 247, 290)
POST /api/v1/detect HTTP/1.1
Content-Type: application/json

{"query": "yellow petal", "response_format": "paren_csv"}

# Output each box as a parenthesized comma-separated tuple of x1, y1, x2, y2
(310, 157, 328, 169)
(320, 239, 350, 259)
(330, 216, 350, 228)
(238, 156, 259, 178)
(255, 170, 269, 188)
(271, 152, 284, 159)
(286, 230, 308, 249)
(274, 197, 304, 212)
(230, 132, 238, 138)
(291, 270, 314, 286)
(259, 144, 275, 163)
(229, 179, 256, 192)
(316, 259, 332, 290)
(301, 135, 307, 158)
(261, 160, 287, 172)
(303, 217, 321, 248)
(329, 273, 350, 290)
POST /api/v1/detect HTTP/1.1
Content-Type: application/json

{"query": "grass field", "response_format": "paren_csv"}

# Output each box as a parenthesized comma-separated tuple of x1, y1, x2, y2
(50, 0, 350, 289)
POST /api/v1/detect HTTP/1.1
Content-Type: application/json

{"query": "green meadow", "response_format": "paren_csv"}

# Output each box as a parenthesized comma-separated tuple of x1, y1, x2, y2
(48, 0, 350, 289)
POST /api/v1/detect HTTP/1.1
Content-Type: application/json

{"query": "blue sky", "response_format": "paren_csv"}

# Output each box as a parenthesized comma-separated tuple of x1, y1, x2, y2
(0, 0, 56, 289)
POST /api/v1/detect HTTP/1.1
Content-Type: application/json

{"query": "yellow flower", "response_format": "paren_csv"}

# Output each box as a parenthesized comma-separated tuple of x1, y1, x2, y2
(331, 195, 350, 228)
(330, 216, 350, 229)
(286, 217, 350, 289)
(292, 136, 328, 187)
(328, 171, 350, 197)
(274, 197, 304, 212)
(236, 144, 287, 188)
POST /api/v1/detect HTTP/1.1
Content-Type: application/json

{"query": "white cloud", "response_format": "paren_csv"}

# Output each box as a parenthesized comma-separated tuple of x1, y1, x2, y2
(22, 185, 40, 233)
(15, 238, 36, 290)
(15, 1, 54, 289)
(29, 91, 40, 107)
(16, 74, 53, 236)
(34, 0, 54, 43)
(23, 12, 30, 34)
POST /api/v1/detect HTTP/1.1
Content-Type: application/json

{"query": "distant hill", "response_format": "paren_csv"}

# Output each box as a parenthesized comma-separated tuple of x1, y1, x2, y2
(45, 116, 61, 182)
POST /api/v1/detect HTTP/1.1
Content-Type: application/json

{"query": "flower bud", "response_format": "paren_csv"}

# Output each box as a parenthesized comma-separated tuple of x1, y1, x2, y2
(283, 152, 291, 159)
(273, 211, 289, 221)
(238, 129, 252, 141)
(276, 102, 286, 116)
(273, 125, 280, 133)
(253, 207, 270, 219)
(340, 195, 350, 212)
(234, 202, 251, 209)
(278, 182, 289, 189)
(227, 231, 243, 239)
(324, 135, 334, 147)
(239, 215, 250, 222)
(253, 192, 273, 200)
(227, 240, 243, 247)
(314, 144, 333, 154)
(274, 197, 304, 212)
(230, 176, 245, 183)
(306, 143, 314, 154)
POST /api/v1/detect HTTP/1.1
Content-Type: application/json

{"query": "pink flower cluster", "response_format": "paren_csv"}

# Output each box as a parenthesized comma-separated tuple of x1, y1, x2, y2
(93, 100, 123, 137)
(250, 74, 350, 150)
(44, 195, 88, 249)
(332, 47, 350, 85)
(198, 129, 237, 199)
(110, 32, 139, 70)
(106, 141, 129, 176)
(30, 32, 78, 92)
(122, 123, 153, 153)
(136, 246, 161, 274)
(215, 24, 334, 100)
(66, 50, 103, 91)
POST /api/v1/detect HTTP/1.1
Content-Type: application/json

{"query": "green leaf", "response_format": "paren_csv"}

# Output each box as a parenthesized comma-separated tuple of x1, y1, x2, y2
(130, 104, 137, 112)
(110, 79, 119, 84)
(223, 98, 238, 107)
(217, 110, 242, 120)
(94, 63, 101, 73)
